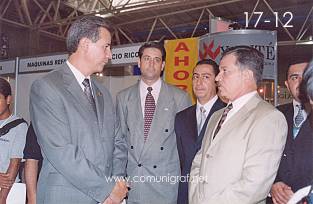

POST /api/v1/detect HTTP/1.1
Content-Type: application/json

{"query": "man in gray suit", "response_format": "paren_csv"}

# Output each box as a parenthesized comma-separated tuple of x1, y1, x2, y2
(30, 16, 128, 204)
(116, 42, 191, 204)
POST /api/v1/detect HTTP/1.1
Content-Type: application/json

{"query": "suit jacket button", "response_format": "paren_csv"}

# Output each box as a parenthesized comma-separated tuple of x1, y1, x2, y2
(138, 164, 142, 167)
(160, 147, 164, 150)
(153, 165, 157, 168)
(130, 146, 134, 149)
(165, 129, 168, 132)
(206, 154, 210, 158)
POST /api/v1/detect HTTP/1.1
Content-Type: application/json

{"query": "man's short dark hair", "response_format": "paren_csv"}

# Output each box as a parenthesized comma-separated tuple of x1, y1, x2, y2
(195, 59, 219, 76)
(0, 78, 11, 98)
(66, 16, 112, 54)
(286, 58, 309, 79)
(221, 45, 264, 85)
(138, 42, 166, 61)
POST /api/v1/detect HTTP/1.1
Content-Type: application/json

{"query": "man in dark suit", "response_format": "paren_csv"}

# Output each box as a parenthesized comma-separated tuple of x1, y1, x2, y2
(29, 16, 128, 204)
(174, 59, 226, 204)
(270, 60, 313, 204)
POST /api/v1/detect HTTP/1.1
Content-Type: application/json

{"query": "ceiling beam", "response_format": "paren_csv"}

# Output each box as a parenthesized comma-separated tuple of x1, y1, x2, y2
(0, 0, 12, 18)
(146, 18, 158, 42)
(116, 0, 244, 26)
(21, 0, 33, 25)
(191, 8, 205, 37)
(159, 18, 178, 39)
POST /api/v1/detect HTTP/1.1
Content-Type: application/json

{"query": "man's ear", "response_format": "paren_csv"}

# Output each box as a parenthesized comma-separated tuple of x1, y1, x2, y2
(161, 61, 165, 71)
(285, 80, 290, 92)
(6, 95, 12, 105)
(137, 58, 141, 68)
(243, 69, 254, 81)
(78, 37, 89, 51)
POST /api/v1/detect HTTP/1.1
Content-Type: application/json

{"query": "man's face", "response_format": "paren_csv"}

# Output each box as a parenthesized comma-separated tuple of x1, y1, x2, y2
(138, 48, 164, 84)
(215, 53, 246, 102)
(192, 64, 217, 104)
(285, 62, 308, 102)
(0, 94, 10, 117)
(85, 27, 112, 74)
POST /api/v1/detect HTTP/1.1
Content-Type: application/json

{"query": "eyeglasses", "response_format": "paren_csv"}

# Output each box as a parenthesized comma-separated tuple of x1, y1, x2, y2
(142, 56, 162, 64)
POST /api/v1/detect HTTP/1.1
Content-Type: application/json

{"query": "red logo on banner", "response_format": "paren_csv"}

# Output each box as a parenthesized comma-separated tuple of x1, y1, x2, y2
(199, 40, 221, 60)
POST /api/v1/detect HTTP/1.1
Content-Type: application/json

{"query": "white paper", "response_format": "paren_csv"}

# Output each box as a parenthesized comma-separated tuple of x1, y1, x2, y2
(7, 183, 26, 204)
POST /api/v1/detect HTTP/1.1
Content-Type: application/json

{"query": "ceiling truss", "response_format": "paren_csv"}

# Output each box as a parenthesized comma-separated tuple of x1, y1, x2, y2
(0, 0, 312, 46)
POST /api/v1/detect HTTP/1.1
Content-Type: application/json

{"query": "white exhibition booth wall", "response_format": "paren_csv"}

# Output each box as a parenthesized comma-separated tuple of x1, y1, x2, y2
(0, 43, 142, 122)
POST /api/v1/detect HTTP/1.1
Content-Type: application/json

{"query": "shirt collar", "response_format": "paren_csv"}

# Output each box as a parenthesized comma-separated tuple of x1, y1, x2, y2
(229, 91, 258, 110)
(66, 61, 90, 85)
(197, 95, 218, 113)
(140, 78, 162, 93)
(292, 99, 302, 108)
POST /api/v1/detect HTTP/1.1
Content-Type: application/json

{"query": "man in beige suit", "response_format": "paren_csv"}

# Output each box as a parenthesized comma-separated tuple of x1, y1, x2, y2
(189, 46, 288, 204)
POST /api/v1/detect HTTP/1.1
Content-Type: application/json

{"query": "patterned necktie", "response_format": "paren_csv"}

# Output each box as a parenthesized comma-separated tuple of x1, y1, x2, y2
(213, 103, 233, 139)
(293, 104, 304, 138)
(82, 78, 96, 114)
(198, 106, 206, 135)
(144, 87, 156, 142)
(294, 104, 304, 127)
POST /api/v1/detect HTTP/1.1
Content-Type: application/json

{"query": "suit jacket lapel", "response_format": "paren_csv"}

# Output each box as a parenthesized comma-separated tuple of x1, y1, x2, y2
(129, 83, 145, 160)
(62, 65, 98, 123)
(285, 104, 294, 138)
(198, 98, 226, 146)
(210, 95, 261, 147)
(189, 105, 198, 142)
(142, 81, 174, 153)
(91, 79, 104, 133)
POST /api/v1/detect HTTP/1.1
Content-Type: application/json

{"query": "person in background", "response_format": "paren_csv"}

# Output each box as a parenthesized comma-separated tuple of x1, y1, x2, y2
(29, 16, 128, 204)
(175, 59, 225, 204)
(269, 59, 312, 204)
(189, 46, 287, 204)
(0, 78, 27, 204)
(116, 41, 191, 204)
(23, 123, 42, 204)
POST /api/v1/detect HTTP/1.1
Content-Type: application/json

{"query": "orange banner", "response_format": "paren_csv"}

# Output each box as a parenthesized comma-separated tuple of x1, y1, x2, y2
(164, 38, 198, 103)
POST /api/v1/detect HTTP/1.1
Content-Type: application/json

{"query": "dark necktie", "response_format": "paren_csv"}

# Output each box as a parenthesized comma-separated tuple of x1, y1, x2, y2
(213, 103, 233, 139)
(82, 78, 96, 114)
(144, 87, 156, 142)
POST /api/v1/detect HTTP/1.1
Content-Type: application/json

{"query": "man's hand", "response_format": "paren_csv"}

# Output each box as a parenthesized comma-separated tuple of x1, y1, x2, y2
(0, 173, 14, 189)
(271, 182, 294, 204)
(103, 180, 128, 204)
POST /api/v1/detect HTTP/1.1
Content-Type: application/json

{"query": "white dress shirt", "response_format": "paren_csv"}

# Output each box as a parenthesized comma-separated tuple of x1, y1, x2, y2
(66, 61, 94, 97)
(223, 91, 258, 125)
(196, 95, 218, 127)
(140, 78, 162, 118)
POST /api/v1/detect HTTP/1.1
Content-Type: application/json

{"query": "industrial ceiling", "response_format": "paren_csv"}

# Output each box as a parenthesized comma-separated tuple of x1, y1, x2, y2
(0, 0, 312, 46)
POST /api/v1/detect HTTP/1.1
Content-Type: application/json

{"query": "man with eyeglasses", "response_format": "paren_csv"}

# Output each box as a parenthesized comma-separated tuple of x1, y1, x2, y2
(269, 59, 312, 204)
(116, 42, 191, 204)
(174, 59, 226, 204)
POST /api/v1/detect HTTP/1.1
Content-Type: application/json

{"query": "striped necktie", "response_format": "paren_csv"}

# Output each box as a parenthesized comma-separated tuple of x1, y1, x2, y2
(213, 103, 233, 139)
(82, 78, 96, 114)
